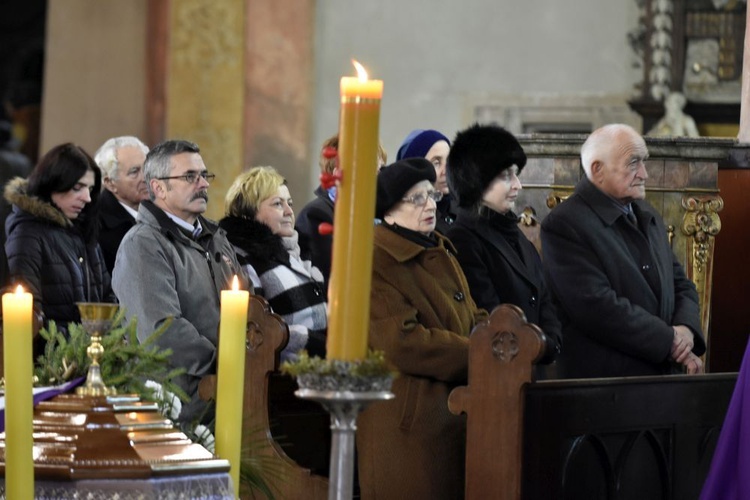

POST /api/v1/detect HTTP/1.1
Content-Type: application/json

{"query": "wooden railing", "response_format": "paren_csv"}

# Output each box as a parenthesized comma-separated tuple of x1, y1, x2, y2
(448, 304, 736, 500)
(198, 296, 736, 499)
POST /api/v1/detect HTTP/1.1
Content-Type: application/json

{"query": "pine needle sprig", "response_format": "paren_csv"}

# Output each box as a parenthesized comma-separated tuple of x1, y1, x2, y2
(33, 314, 187, 402)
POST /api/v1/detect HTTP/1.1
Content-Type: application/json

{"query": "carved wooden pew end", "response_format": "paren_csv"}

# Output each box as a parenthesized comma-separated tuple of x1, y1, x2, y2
(448, 303, 545, 500)
(201, 295, 328, 499)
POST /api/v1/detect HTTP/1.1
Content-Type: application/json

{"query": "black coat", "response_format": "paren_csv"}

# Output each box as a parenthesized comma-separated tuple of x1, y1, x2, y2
(0, 153, 33, 287)
(4, 178, 114, 329)
(435, 195, 458, 235)
(97, 189, 136, 274)
(447, 208, 561, 364)
(541, 177, 705, 378)
(219, 215, 327, 358)
(295, 186, 334, 293)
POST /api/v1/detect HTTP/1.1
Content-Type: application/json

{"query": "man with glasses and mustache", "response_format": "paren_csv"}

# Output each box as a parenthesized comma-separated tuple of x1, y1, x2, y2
(541, 124, 705, 378)
(113, 139, 247, 426)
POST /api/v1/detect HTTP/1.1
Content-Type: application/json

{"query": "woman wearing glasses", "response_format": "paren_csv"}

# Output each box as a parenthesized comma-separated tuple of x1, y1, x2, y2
(446, 124, 562, 374)
(219, 166, 327, 361)
(357, 157, 487, 500)
(395, 128, 456, 234)
(4, 143, 114, 351)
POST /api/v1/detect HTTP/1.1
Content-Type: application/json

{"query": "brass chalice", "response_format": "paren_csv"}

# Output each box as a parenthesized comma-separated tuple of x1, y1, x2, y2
(76, 302, 119, 396)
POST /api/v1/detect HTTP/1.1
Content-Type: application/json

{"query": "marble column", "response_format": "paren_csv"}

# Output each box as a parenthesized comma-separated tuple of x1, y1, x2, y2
(147, 0, 315, 220)
(164, 0, 245, 220)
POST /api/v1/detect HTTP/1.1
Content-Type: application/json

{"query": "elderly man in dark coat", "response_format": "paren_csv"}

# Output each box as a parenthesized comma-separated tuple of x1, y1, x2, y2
(541, 123, 705, 378)
(94, 136, 149, 273)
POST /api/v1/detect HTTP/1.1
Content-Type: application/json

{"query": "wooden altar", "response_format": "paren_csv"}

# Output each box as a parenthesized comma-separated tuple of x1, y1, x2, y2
(0, 392, 232, 498)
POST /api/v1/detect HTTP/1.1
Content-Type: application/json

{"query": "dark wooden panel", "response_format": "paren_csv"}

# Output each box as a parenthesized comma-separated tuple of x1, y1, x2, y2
(522, 374, 736, 500)
(268, 373, 331, 477)
(709, 169, 750, 372)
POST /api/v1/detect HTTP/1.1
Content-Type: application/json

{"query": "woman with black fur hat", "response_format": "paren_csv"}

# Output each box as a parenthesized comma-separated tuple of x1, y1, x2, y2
(446, 123, 562, 371)
(357, 157, 487, 500)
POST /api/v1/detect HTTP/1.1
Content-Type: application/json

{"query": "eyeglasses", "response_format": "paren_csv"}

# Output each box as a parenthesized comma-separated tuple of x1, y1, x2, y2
(156, 171, 216, 184)
(402, 190, 443, 206)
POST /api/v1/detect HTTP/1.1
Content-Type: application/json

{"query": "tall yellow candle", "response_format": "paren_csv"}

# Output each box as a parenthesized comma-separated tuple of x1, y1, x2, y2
(2, 285, 34, 499)
(327, 60, 383, 361)
(214, 275, 249, 499)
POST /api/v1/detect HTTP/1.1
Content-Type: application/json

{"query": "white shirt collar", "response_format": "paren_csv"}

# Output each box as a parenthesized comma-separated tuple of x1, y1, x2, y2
(164, 211, 202, 236)
(118, 201, 139, 220)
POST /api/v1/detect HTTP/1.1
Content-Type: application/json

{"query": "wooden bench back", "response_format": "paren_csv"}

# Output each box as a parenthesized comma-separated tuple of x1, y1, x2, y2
(448, 303, 545, 500)
(201, 295, 328, 499)
(449, 303, 736, 500)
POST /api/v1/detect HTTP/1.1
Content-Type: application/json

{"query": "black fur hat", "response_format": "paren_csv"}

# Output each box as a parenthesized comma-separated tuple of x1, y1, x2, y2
(447, 123, 527, 209)
(376, 157, 436, 219)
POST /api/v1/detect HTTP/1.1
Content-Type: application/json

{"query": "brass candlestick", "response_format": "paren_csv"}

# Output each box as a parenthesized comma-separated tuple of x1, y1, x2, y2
(75, 302, 119, 396)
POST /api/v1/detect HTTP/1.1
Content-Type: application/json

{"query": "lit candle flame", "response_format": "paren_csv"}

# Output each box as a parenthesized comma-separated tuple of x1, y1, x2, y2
(352, 59, 368, 82)
(15, 284, 24, 295)
(231, 275, 239, 291)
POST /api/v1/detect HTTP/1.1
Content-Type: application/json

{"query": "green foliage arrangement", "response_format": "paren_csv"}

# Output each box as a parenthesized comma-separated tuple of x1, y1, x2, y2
(281, 350, 395, 392)
(33, 311, 188, 402)
(34, 312, 282, 498)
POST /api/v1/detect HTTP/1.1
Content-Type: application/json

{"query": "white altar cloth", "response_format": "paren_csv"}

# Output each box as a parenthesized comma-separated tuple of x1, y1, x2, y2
(0, 472, 234, 499)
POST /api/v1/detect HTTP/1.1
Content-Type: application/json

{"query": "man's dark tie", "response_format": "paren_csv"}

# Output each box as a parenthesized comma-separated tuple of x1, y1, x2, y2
(626, 210, 638, 228)
(626, 210, 644, 236)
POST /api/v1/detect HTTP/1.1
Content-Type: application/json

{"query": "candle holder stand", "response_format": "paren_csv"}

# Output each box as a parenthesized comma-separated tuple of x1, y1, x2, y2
(296, 388, 393, 500)
(75, 302, 119, 396)
(284, 352, 395, 500)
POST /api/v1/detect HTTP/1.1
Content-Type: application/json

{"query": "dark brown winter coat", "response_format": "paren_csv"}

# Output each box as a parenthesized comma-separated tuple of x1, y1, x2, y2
(357, 225, 487, 500)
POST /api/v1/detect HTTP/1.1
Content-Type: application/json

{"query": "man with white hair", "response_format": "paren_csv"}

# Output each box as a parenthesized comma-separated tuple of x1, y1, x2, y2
(94, 136, 149, 273)
(541, 123, 705, 378)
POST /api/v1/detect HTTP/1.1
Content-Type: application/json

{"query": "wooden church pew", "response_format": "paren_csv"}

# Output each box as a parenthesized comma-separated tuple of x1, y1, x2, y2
(200, 294, 328, 500)
(449, 304, 736, 500)
(448, 303, 545, 500)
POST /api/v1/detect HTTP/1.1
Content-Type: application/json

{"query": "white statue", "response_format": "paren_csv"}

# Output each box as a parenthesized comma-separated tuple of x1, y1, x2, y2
(647, 92, 700, 137)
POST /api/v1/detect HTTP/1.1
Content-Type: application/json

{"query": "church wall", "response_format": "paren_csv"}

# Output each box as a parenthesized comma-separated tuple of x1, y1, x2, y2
(40, 1, 642, 205)
(311, 1, 642, 197)
(40, 0, 147, 156)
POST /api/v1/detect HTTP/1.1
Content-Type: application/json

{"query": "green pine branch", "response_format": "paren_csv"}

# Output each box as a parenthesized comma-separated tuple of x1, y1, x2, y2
(34, 313, 187, 402)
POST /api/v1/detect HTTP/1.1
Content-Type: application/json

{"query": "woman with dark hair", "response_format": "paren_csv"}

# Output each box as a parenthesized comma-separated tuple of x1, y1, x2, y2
(4, 143, 113, 342)
(446, 124, 562, 374)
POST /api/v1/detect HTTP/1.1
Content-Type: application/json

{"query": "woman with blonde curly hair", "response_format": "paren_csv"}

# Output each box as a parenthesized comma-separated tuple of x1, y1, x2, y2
(219, 166, 327, 361)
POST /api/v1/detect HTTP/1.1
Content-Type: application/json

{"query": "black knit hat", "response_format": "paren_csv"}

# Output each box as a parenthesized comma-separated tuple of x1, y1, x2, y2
(447, 123, 527, 209)
(376, 158, 437, 219)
